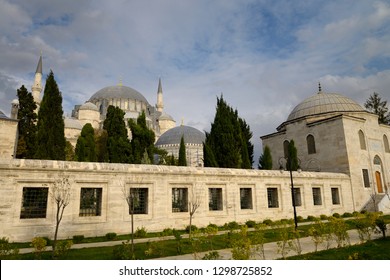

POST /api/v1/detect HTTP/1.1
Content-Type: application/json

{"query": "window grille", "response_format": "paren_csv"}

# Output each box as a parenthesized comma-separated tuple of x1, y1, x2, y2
(331, 188, 340, 205)
(129, 188, 148, 214)
(172, 188, 188, 212)
(20, 187, 48, 219)
(312, 187, 322, 205)
(267, 188, 279, 208)
(209, 188, 223, 211)
(293, 188, 302, 206)
(79, 188, 102, 216)
(240, 188, 253, 209)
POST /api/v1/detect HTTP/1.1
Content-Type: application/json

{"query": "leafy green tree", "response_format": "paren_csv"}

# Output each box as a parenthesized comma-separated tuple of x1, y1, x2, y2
(204, 95, 252, 168)
(178, 136, 187, 166)
(35, 71, 66, 160)
(258, 145, 273, 170)
(103, 105, 132, 163)
(75, 123, 97, 162)
(16, 85, 37, 159)
(65, 141, 75, 161)
(364, 92, 390, 124)
(128, 111, 155, 164)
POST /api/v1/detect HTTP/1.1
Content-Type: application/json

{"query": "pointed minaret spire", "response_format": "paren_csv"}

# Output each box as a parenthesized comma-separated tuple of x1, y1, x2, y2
(156, 77, 164, 112)
(32, 54, 43, 107)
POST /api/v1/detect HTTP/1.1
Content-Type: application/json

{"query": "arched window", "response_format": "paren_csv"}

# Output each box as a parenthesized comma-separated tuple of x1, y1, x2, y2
(359, 130, 366, 150)
(283, 140, 289, 158)
(307, 134, 316, 154)
(384, 135, 390, 153)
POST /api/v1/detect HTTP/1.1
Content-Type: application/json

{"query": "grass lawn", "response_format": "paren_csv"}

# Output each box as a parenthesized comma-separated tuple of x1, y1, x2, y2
(287, 237, 390, 260)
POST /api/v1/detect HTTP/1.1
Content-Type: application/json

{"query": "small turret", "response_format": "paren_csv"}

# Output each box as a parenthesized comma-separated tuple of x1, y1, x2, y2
(10, 99, 19, 119)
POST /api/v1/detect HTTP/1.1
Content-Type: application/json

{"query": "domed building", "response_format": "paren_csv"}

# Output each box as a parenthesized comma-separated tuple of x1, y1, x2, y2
(155, 125, 205, 167)
(65, 78, 176, 146)
(261, 84, 390, 211)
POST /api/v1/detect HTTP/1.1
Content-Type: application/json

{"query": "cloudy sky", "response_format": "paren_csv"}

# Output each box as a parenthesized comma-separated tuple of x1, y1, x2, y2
(1, 0, 390, 164)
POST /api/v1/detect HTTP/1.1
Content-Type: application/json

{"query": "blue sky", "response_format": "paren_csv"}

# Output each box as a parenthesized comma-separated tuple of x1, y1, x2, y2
(1, 0, 389, 164)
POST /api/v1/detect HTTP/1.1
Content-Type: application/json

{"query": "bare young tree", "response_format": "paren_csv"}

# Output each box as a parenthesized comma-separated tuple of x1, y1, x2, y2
(188, 187, 201, 239)
(51, 176, 71, 257)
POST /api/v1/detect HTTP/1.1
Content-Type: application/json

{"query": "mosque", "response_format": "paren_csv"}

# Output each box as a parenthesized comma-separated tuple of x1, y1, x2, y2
(0, 55, 389, 242)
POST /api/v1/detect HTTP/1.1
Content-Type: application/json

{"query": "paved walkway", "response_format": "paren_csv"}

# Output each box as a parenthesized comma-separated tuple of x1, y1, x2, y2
(18, 227, 388, 259)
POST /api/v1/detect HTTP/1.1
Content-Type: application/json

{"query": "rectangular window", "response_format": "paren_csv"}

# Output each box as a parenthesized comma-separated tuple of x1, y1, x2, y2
(172, 188, 188, 212)
(267, 188, 279, 208)
(20, 187, 48, 219)
(79, 188, 102, 216)
(312, 187, 322, 205)
(209, 188, 223, 211)
(331, 188, 340, 205)
(362, 169, 370, 188)
(293, 188, 302, 206)
(129, 188, 148, 214)
(240, 188, 253, 209)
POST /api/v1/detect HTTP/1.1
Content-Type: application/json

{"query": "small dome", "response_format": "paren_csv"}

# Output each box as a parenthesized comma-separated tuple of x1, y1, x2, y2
(156, 125, 205, 146)
(79, 102, 98, 111)
(64, 118, 83, 130)
(287, 92, 365, 121)
(89, 85, 149, 104)
(159, 112, 175, 121)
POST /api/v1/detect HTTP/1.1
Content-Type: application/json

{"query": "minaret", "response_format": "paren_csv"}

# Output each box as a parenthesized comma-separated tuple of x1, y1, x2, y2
(156, 78, 164, 112)
(31, 54, 43, 107)
(10, 99, 19, 119)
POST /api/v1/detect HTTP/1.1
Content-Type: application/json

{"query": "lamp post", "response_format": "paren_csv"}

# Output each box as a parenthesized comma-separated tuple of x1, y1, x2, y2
(279, 156, 301, 230)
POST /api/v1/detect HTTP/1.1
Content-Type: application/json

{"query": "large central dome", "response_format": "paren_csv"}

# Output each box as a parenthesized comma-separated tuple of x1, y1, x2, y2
(287, 91, 365, 121)
(89, 85, 149, 104)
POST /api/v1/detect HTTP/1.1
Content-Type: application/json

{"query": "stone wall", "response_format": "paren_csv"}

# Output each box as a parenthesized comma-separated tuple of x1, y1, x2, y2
(0, 159, 354, 242)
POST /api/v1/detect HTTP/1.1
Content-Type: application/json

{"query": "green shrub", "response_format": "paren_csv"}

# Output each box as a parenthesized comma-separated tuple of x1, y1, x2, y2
(185, 225, 198, 233)
(375, 218, 387, 238)
(105, 232, 117, 241)
(0, 237, 19, 260)
(352, 211, 360, 217)
(297, 216, 304, 222)
(72, 235, 84, 244)
(54, 240, 73, 258)
(225, 221, 240, 230)
(162, 228, 173, 236)
(332, 213, 341, 218)
(263, 219, 273, 226)
(31, 237, 47, 259)
(202, 251, 220, 260)
(342, 212, 353, 218)
(245, 220, 256, 228)
(112, 240, 134, 260)
(135, 226, 147, 238)
(307, 215, 317, 221)
(320, 214, 328, 220)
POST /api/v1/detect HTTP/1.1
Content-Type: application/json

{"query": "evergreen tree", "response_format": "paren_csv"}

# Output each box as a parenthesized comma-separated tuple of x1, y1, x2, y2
(103, 105, 132, 163)
(287, 140, 299, 171)
(35, 71, 66, 160)
(239, 118, 254, 168)
(128, 111, 155, 164)
(75, 123, 97, 162)
(258, 145, 273, 170)
(95, 129, 109, 162)
(16, 85, 37, 159)
(204, 95, 252, 169)
(65, 141, 75, 161)
(364, 92, 390, 124)
(178, 136, 187, 166)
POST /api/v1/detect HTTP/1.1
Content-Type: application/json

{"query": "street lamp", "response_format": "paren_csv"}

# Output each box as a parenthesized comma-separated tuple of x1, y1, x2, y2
(279, 156, 301, 230)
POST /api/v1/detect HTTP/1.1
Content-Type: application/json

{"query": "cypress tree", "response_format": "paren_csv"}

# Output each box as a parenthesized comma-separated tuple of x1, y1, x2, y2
(204, 95, 253, 169)
(35, 71, 66, 160)
(128, 111, 155, 164)
(75, 123, 96, 162)
(287, 140, 299, 171)
(178, 136, 187, 166)
(103, 105, 132, 163)
(16, 85, 37, 159)
(258, 145, 273, 170)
